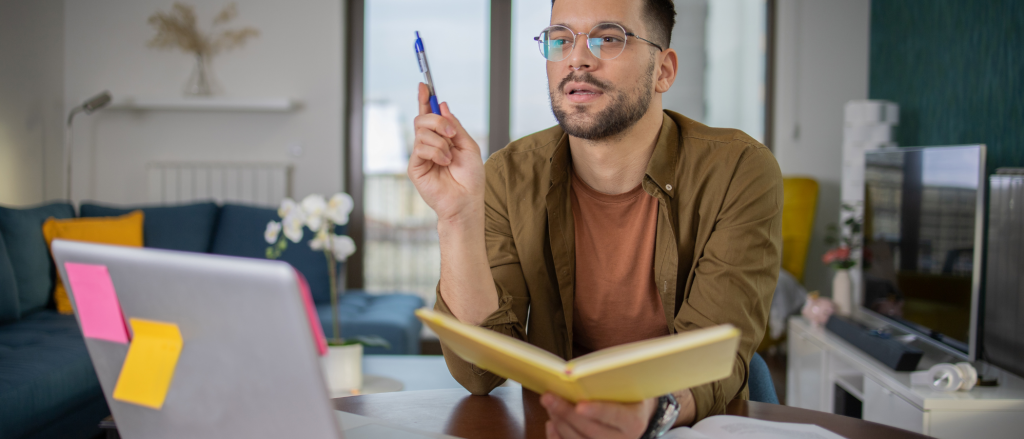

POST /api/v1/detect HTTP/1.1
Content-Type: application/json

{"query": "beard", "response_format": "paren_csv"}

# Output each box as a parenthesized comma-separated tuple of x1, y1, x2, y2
(549, 56, 656, 141)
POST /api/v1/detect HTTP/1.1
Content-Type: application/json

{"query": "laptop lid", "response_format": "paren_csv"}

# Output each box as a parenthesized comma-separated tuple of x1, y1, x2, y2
(52, 239, 342, 439)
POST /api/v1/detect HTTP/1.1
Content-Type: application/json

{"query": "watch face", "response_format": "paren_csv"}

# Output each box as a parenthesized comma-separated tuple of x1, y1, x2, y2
(647, 395, 680, 438)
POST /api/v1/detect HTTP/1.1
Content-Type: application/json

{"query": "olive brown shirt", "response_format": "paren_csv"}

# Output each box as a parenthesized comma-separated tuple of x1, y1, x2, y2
(434, 110, 782, 422)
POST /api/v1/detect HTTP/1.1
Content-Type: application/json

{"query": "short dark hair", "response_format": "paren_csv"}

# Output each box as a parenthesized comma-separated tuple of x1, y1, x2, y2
(551, 0, 677, 48)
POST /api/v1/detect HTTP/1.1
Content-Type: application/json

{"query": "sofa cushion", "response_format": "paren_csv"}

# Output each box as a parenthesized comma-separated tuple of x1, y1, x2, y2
(210, 204, 342, 304)
(0, 202, 75, 314)
(318, 291, 424, 355)
(0, 310, 103, 439)
(42, 211, 145, 314)
(80, 201, 220, 253)
(0, 232, 19, 323)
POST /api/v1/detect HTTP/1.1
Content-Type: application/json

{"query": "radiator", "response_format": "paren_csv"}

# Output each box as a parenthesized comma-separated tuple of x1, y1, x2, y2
(146, 162, 292, 207)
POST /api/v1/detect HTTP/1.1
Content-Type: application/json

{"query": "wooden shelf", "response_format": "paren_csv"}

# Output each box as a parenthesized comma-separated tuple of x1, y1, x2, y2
(108, 97, 301, 112)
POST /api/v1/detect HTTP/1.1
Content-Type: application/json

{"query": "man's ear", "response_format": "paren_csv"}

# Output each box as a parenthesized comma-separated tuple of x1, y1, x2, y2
(654, 48, 678, 94)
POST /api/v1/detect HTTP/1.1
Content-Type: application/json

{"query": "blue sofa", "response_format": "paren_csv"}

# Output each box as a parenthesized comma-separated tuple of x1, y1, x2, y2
(0, 201, 423, 439)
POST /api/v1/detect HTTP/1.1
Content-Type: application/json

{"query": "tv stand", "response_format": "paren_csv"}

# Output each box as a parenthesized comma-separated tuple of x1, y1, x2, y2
(787, 316, 1024, 438)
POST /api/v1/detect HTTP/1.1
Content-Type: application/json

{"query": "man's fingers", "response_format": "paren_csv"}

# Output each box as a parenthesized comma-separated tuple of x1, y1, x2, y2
(416, 128, 453, 159)
(414, 113, 457, 140)
(576, 401, 632, 429)
(541, 393, 574, 418)
(577, 399, 652, 434)
(545, 421, 562, 439)
(417, 82, 433, 116)
(541, 394, 614, 438)
(552, 420, 587, 439)
(439, 102, 479, 152)
(412, 141, 451, 167)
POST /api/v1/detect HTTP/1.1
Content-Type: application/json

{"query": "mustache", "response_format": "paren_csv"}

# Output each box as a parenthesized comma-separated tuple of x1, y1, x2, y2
(557, 71, 613, 93)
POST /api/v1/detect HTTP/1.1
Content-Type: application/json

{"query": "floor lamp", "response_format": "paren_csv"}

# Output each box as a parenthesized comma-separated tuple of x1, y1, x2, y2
(65, 91, 113, 202)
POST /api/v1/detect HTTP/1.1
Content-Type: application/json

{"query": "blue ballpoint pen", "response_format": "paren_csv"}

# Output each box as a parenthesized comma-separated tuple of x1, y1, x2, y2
(414, 31, 441, 115)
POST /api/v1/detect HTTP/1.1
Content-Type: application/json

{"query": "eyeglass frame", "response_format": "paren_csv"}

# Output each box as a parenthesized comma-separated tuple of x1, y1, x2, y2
(533, 22, 665, 62)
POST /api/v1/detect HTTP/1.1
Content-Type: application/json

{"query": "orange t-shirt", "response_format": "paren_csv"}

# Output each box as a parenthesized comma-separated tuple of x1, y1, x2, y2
(570, 171, 669, 358)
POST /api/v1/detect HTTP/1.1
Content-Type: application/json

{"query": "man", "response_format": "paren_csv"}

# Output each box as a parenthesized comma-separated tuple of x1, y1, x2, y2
(408, 0, 781, 437)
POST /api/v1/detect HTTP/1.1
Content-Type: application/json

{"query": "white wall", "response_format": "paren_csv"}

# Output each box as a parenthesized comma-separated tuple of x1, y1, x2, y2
(64, 0, 344, 205)
(705, 0, 765, 143)
(772, 0, 871, 295)
(662, 0, 707, 122)
(0, 0, 65, 206)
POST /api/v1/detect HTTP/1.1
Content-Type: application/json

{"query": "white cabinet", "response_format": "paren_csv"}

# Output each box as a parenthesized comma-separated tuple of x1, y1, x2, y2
(786, 317, 1024, 439)
(863, 376, 924, 433)
(786, 329, 827, 410)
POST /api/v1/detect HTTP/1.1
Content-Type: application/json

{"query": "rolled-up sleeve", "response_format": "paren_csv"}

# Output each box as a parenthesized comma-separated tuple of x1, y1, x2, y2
(434, 154, 531, 395)
(676, 146, 782, 421)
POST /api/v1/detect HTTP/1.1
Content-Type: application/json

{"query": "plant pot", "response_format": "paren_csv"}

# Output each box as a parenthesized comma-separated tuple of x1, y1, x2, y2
(832, 269, 853, 316)
(322, 344, 363, 393)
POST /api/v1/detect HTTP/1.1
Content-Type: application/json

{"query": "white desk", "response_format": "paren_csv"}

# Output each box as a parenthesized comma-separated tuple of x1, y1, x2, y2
(787, 316, 1024, 438)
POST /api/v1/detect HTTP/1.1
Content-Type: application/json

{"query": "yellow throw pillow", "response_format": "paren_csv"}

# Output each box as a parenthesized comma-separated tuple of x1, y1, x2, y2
(42, 210, 144, 314)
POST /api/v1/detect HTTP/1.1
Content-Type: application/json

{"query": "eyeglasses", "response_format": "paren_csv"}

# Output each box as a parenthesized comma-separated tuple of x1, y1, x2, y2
(534, 22, 663, 62)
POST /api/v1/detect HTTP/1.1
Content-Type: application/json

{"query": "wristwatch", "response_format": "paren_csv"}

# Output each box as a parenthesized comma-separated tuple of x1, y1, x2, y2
(641, 393, 680, 439)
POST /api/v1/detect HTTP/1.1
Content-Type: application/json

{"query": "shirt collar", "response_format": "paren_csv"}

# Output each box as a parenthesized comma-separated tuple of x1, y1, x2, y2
(547, 111, 679, 197)
(645, 112, 680, 198)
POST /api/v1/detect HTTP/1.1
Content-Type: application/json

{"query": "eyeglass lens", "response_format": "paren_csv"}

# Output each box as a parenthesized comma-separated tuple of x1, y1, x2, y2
(538, 23, 627, 62)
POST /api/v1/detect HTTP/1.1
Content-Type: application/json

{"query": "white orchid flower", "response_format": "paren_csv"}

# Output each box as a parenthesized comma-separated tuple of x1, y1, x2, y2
(264, 220, 282, 244)
(325, 193, 354, 226)
(278, 198, 296, 219)
(282, 210, 306, 243)
(301, 194, 327, 232)
(309, 228, 329, 251)
(331, 234, 357, 261)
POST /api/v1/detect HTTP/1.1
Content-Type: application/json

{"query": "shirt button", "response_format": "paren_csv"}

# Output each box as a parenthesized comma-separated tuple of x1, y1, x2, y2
(666, 184, 673, 191)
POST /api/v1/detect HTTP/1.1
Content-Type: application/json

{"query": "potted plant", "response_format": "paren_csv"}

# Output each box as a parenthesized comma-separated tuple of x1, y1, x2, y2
(823, 203, 862, 316)
(263, 193, 387, 393)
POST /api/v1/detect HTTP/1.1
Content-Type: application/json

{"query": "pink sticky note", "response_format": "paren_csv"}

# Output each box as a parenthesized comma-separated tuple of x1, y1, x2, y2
(295, 270, 328, 356)
(63, 262, 130, 344)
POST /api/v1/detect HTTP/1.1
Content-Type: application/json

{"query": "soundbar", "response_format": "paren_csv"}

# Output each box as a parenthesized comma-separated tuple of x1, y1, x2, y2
(826, 315, 923, 371)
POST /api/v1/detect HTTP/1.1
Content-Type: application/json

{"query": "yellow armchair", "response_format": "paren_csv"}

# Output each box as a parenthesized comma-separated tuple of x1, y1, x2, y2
(781, 177, 818, 283)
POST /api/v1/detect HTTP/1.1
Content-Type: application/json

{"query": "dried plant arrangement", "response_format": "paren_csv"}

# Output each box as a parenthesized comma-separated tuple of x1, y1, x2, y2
(147, 2, 260, 95)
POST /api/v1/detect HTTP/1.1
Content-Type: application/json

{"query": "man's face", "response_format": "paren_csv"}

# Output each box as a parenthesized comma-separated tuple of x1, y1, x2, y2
(547, 0, 658, 140)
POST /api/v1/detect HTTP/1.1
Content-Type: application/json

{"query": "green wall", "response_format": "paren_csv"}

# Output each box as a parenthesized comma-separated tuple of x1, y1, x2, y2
(869, 0, 1024, 175)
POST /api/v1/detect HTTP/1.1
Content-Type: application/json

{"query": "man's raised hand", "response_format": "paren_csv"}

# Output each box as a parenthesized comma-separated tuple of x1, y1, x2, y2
(408, 82, 485, 224)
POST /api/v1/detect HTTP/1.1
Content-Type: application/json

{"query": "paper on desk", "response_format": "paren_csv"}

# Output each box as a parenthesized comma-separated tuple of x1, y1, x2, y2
(112, 318, 183, 410)
(63, 262, 130, 344)
(663, 415, 845, 439)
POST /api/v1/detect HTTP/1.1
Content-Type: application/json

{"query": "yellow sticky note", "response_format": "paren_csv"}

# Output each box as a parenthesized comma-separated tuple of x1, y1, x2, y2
(112, 318, 183, 410)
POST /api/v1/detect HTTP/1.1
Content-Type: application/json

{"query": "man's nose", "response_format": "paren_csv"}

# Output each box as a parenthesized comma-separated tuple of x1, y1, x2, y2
(567, 34, 598, 72)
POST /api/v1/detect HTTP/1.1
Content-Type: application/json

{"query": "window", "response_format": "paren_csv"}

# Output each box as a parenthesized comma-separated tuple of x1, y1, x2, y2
(511, 0, 558, 141)
(361, 0, 490, 303)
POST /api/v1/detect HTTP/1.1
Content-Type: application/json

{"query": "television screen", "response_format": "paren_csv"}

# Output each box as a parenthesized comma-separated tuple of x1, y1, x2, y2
(861, 145, 984, 356)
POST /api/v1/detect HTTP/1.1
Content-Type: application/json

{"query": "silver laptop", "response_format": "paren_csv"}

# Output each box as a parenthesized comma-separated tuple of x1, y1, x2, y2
(52, 240, 452, 439)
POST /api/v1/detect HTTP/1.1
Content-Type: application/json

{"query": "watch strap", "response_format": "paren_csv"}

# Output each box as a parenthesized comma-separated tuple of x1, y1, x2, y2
(641, 394, 680, 439)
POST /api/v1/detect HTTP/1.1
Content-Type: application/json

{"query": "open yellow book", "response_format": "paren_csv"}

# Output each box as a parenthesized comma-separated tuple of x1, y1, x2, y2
(416, 309, 740, 403)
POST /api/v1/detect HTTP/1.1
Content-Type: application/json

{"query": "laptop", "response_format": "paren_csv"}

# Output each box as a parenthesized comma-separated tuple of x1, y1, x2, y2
(52, 239, 453, 439)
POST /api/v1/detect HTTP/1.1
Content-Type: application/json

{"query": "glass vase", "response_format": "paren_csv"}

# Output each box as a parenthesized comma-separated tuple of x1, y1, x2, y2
(183, 53, 220, 96)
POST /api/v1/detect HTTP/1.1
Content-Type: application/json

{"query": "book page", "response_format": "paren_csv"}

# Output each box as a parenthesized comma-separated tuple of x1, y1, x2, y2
(658, 427, 717, 439)
(666, 416, 845, 439)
